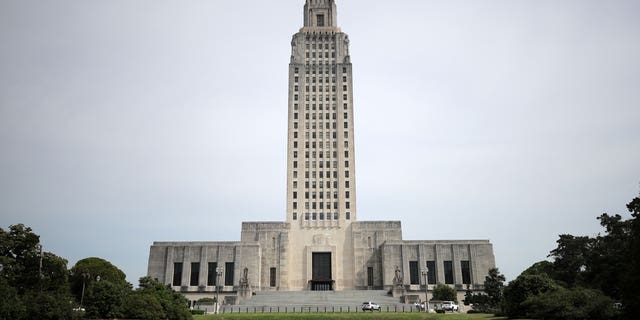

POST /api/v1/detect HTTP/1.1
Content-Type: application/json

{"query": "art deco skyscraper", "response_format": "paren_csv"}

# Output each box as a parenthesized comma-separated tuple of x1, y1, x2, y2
(148, 0, 496, 295)
(286, 0, 356, 227)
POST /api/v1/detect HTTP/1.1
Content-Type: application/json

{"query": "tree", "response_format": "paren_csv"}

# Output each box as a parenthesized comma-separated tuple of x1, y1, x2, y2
(0, 224, 73, 320)
(503, 273, 557, 318)
(521, 260, 555, 277)
(484, 267, 506, 309)
(69, 257, 128, 301)
(432, 284, 457, 302)
(623, 196, 640, 317)
(134, 277, 192, 320)
(520, 287, 616, 320)
(122, 292, 165, 320)
(0, 279, 26, 320)
(589, 213, 631, 300)
(0, 224, 42, 294)
(548, 234, 593, 287)
(85, 280, 130, 319)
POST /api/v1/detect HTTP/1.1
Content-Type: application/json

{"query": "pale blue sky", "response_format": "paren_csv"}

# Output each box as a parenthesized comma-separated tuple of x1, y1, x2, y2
(1, 0, 639, 284)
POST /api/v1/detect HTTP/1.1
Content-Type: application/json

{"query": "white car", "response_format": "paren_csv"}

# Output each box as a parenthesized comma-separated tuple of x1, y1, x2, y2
(361, 302, 381, 311)
(441, 301, 459, 312)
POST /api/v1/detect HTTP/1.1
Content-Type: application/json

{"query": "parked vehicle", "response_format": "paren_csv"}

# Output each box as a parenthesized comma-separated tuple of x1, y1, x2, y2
(361, 302, 381, 311)
(441, 301, 459, 312)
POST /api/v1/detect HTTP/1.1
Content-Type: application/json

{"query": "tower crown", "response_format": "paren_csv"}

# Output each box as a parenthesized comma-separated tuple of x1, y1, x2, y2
(304, 0, 337, 28)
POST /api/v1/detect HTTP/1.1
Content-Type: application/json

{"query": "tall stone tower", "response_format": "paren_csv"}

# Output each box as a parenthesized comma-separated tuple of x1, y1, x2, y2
(285, 0, 357, 290)
(147, 0, 496, 300)
(286, 0, 356, 225)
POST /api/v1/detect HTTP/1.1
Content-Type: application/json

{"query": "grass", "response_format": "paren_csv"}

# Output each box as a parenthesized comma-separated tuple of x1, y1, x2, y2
(194, 313, 505, 320)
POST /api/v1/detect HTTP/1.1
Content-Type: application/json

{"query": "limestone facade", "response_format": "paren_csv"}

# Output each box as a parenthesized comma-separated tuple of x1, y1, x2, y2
(147, 0, 496, 302)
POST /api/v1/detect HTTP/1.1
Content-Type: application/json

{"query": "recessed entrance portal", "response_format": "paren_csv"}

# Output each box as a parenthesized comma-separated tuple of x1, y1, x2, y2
(311, 252, 332, 291)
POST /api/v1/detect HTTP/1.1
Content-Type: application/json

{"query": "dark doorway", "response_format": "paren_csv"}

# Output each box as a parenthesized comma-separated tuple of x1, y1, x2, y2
(311, 252, 332, 290)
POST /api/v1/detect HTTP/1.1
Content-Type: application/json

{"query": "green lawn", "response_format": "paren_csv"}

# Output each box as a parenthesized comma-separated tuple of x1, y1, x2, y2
(194, 313, 504, 320)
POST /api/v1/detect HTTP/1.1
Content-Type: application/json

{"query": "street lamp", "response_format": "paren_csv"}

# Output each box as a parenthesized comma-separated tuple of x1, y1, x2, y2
(421, 267, 429, 313)
(215, 266, 224, 314)
(80, 273, 91, 309)
(37, 244, 43, 291)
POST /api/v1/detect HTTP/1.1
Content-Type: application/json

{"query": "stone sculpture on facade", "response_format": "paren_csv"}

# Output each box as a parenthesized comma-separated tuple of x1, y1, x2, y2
(392, 265, 406, 298)
(238, 267, 252, 302)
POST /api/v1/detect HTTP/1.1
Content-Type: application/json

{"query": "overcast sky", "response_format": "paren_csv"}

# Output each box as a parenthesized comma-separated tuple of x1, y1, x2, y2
(1, 0, 639, 285)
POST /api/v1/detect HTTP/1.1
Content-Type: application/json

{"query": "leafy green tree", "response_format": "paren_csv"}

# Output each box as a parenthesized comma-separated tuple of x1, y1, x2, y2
(0, 279, 26, 320)
(135, 276, 192, 320)
(24, 291, 74, 320)
(0, 224, 42, 294)
(484, 267, 505, 309)
(122, 292, 165, 320)
(85, 280, 130, 319)
(588, 213, 631, 300)
(69, 257, 128, 301)
(548, 234, 593, 287)
(623, 196, 640, 317)
(0, 224, 73, 320)
(521, 260, 555, 277)
(432, 284, 457, 302)
(521, 287, 617, 320)
(503, 273, 557, 318)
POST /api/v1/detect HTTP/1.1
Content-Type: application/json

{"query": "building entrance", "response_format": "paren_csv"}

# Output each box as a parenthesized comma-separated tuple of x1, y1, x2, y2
(311, 252, 332, 291)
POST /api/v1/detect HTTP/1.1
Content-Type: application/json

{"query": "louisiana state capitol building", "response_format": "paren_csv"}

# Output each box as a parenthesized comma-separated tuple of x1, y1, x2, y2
(148, 0, 496, 303)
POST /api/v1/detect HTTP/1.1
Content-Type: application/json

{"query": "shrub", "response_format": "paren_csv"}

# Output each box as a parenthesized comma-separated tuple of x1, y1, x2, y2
(432, 284, 457, 302)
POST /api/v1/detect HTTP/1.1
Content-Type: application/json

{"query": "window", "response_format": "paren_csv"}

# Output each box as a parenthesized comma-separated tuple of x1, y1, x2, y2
(270, 268, 277, 287)
(345, 191, 350, 198)
(367, 267, 374, 287)
(293, 202, 297, 209)
(225, 262, 234, 286)
(444, 261, 454, 284)
(461, 260, 471, 285)
(346, 202, 350, 209)
(346, 212, 350, 220)
(207, 262, 217, 286)
(190, 262, 200, 286)
(334, 212, 339, 220)
(410, 261, 419, 284)
(293, 191, 297, 199)
(173, 262, 183, 286)
(305, 213, 310, 220)
(426, 261, 436, 284)
(293, 212, 297, 220)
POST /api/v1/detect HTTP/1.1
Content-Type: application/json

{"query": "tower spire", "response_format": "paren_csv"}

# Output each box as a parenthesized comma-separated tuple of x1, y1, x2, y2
(303, 0, 337, 28)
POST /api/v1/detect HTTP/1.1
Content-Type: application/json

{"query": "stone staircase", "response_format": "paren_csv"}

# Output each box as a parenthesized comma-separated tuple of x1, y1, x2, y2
(237, 290, 403, 309)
